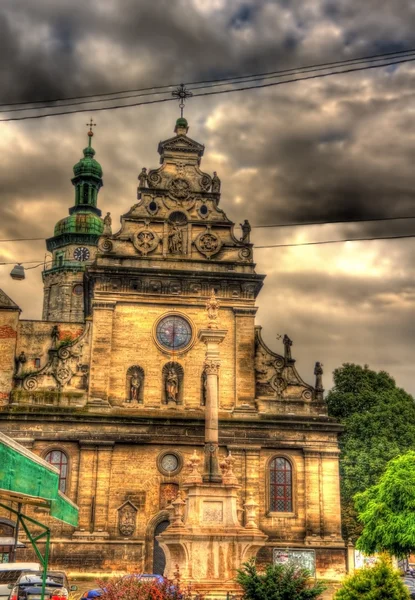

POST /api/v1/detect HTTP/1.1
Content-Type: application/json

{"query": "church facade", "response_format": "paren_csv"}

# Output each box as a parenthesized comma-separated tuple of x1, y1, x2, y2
(0, 117, 345, 581)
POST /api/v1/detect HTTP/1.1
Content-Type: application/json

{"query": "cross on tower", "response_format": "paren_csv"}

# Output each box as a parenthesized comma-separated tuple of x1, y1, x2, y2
(86, 118, 96, 136)
(172, 84, 193, 118)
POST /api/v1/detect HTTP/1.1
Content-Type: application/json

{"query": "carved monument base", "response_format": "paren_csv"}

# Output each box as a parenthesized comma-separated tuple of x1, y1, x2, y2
(158, 481, 267, 597)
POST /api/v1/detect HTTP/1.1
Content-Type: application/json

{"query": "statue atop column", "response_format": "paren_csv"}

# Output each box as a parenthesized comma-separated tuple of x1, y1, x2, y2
(240, 219, 251, 243)
(103, 212, 112, 236)
(211, 172, 221, 193)
(283, 334, 293, 362)
(206, 289, 219, 329)
(314, 361, 324, 395)
(138, 167, 148, 188)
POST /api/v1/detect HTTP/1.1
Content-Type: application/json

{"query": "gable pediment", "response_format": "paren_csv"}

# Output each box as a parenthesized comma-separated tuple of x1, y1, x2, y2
(158, 134, 205, 158)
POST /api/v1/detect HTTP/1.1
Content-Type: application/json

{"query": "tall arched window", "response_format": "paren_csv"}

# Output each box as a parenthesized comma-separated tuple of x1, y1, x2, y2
(45, 450, 68, 493)
(270, 457, 292, 512)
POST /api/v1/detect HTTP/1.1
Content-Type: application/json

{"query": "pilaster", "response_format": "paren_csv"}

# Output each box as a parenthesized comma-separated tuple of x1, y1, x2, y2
(88, 301, 115, 403)
(304, 450, 323, 542)
(233, 307, 257, 407)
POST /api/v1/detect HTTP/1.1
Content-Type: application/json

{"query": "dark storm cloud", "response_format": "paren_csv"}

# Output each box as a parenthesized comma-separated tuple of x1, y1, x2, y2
(0, 0, 414, 393)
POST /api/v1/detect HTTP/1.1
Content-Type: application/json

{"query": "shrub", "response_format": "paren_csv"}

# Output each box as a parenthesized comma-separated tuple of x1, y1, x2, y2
(334, 556, 410, 600)
(96, 574, 192, 600)
(236, 559, 326, 600)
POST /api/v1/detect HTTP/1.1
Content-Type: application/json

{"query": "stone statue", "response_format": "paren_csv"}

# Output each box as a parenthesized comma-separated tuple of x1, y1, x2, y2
(314, 361, 324, 392)
(206, 289, 219, 329)
(129, 370, 141, 402)
(51, 325, 59, 348)
(240, 219, 251, 243)
(283, 334, 293, 361)
(15, 351, 27, 376)
(211, 171, 221, 193)
(168, 224, 183, 254)
(166, 368, 179, 403)
(103, 212, 112, 236)
(138, 167, 148, 188)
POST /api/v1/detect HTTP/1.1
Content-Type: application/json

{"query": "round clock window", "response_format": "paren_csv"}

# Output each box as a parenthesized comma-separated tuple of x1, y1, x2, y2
(74, 247, 90, 261)
(161, 454, 179, 472)
(156, 315, 192, 351)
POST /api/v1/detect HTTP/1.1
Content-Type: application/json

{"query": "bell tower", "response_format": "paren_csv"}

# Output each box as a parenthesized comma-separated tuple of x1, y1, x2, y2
(42, 123, 104, 322)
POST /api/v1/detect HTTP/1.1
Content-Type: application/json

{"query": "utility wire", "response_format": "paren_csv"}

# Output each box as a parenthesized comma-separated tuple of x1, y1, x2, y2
(1, 215, 415, 243)
(1, 232, 414, 266)
(3, 49, 415, 114)
(1, 56, 414, 123)
(1, 46, 415, 108)
(255, 233, 415, 248)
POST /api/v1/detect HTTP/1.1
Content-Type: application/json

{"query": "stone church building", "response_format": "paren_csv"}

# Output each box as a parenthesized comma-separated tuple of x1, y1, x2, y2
(0, 117, 345, 580)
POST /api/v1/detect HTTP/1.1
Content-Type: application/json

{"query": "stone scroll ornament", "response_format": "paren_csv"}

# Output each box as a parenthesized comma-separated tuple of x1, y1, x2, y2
(194, 226, 223, 259)
(133, 223, 160, 256)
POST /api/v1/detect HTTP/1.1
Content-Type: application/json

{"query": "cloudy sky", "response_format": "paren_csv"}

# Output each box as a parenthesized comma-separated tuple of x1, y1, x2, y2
(0, 0, 414, 395)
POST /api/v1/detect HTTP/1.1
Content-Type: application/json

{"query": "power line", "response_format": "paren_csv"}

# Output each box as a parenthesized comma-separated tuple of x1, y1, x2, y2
(3, 49, 415, 114)
(255, 233, 415, 248)
(1, 56, 414, 123)
(2, 46, 415, 109)
(1, 215, 415, 243)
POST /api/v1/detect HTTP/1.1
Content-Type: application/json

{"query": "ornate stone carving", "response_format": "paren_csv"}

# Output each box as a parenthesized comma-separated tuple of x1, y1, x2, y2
(147, 171, 161, 187)
(239, 247, 252, 261)
(244, 495, 259, 529)
(270, 375, 287, 397)
(200, 174, 212, 191)
(138, 167, 148, 188)
(98, 237, 113, 253)
(219, 452, 238, 486)
(168, 224, 184, 254)
(118, 501, 138, 536)
(211, 172, 221, 193)
(240, 219, 251, 242)
(206, 290, 219, 329)
(133, 224, 160, 256)
(183, 450, 202, 485)
(103, 212, 112, 236)
(169, 177, 191, 201)
(194, 227, 222, 258)
(204, 359, 220, 375)
(126, 365, 144, 403)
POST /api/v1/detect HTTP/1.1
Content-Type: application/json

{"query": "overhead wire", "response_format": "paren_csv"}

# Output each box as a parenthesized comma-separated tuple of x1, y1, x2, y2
(1, 56, 415, 122)
(1, 45, 415, 109)
(3, 48, 415, 114)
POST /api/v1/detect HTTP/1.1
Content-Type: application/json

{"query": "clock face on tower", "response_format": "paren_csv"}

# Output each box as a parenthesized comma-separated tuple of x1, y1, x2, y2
(73, 247, 90, 261)
(156, 315, 192, 351)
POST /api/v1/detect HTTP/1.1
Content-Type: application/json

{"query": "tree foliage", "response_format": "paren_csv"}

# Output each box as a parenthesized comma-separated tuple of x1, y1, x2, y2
(236, 560, 326, 600)
(326, 363, 415, 541)
(355, 451, 415, 558)
(334, 555, 409, 600)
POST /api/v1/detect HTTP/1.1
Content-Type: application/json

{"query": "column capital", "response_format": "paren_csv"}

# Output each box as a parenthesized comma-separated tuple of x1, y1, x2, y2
(198, 328, 227, 344)
(204, 359, 220, 375)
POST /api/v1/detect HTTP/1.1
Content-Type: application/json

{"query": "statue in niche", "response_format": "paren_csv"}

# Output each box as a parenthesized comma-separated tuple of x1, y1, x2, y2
(168, 224, 183, 254)
(138, 167, 148, 188)
(314, 361, 324, 391)
(283, 334, 293, 361)
(103, 212, 112, 236)
(166, 368, 179, 403)
(211, 171, 221, 193)
(129, 370, 141, 402)
(240, 219, 251, 243)
(118, 502, 137, 536)
(51, 325, 59, 348)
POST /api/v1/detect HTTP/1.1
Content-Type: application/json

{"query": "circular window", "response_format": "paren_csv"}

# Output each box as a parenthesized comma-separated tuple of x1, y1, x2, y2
(149, 201, 158, 212)
(200, 204, 208, 215)
(155, 315, 193, 352)
(73, 284, 83, 296)
(157, 451, 182, 476)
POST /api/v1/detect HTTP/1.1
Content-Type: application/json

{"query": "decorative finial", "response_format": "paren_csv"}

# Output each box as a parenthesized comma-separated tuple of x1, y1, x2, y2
(86, 118, 96, 146)
(172, 84, 193, 118)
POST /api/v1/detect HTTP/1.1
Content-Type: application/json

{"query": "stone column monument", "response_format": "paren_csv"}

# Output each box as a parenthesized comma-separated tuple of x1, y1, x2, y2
(158, 292, 267, 596)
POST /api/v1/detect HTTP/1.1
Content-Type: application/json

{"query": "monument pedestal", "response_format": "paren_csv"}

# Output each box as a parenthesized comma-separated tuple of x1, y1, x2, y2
(158, 481, 267, 596)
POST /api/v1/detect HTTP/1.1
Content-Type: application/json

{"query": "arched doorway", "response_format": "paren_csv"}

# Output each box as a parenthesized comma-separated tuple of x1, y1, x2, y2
(152, 520, 169, 575)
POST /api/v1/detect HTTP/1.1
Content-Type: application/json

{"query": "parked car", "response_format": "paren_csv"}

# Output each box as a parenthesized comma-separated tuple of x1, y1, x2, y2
(9, 570, 77, 600)
(0, 564, 40, 600)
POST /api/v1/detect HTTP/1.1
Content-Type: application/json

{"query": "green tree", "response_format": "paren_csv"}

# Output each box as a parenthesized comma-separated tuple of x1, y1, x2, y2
(334, 556, 409, 600)
(236, 560, 326, 600)
(355, 451, 415, 557)
(326, 364, 415, 541)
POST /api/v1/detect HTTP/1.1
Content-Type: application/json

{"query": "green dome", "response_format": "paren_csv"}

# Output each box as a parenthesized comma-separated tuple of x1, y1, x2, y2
(54, 211, 104, 236)
(176, 117, 188, 128)
(73, 145, 103, 178)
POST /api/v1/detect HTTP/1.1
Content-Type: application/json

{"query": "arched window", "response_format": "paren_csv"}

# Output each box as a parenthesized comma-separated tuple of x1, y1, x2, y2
(269, 457, 292, 512)
(45, 450, 68, 493)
